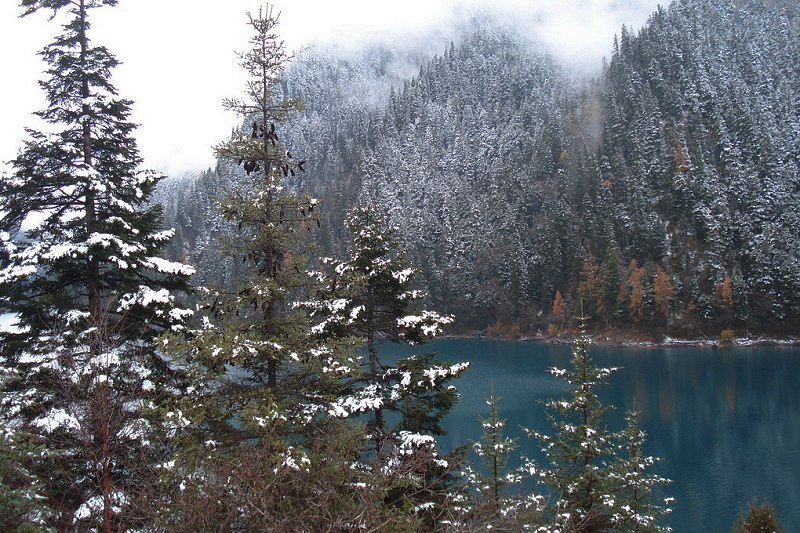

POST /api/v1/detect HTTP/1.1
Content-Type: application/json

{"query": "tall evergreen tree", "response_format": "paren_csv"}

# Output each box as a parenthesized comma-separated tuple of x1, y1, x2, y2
(523, 322, 671, 532)
(202, 3, 324, 414)
(155, 7, 355, 499)
(473, 390, 518, 514)
(302, 203, 467, 526)
(305, 203, 466, 447)
(444, 391, 534, 531)
(610, 407, 673, 532)
(0, 0, 192, 529)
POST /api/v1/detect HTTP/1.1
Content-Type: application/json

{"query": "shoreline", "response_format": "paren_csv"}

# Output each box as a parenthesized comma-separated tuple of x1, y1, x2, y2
(444, 332, 800, 348)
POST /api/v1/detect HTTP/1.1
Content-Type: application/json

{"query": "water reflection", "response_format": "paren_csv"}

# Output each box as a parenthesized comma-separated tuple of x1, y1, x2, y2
(380, 340, 800, 532)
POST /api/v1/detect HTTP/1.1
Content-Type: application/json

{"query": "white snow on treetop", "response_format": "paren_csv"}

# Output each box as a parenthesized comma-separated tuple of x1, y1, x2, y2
(33, 408, 80, 433)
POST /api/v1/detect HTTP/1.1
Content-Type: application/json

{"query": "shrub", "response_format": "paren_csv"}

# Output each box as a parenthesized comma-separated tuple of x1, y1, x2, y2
(732, 499, 785, 533)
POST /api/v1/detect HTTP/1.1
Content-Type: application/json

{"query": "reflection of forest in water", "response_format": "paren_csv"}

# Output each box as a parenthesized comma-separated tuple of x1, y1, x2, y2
(598, 345, 800, 532)
(381, 340, 800, 532)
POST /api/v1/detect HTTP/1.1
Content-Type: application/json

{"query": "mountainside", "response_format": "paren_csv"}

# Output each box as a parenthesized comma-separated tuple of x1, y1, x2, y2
(597, 0, 800, 325)
(355, 27, 575, 328)
(157, 0, 800, 336)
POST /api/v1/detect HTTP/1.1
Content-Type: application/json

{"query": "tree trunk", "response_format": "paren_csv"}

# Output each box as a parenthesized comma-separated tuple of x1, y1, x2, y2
(367, 304, 384, 445)
(78, 0, 101, 323)
(78, 3, 111, 530)
(99, 380, 113, 533)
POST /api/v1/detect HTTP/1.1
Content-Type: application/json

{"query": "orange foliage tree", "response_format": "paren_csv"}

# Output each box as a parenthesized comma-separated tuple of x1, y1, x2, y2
(552, 290, 566, 329)
(653, 266, 676, 321)
(714, 275, 734, 324)
(624, 259, 646, 323)
(577, 252, 602, 318)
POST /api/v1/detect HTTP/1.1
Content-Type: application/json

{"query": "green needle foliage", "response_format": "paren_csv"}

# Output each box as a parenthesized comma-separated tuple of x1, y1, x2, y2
(522, 320, 672, 532)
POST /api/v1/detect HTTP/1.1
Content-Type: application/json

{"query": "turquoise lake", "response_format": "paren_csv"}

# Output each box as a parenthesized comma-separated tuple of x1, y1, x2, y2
(380, 338, 800, 532)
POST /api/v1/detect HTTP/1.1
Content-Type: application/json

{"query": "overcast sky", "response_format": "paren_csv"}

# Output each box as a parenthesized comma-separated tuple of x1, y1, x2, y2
(0, 0, 663, 176)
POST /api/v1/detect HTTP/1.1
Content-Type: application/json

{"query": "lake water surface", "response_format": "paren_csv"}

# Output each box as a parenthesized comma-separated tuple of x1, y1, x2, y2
(380, 339, 800, 532)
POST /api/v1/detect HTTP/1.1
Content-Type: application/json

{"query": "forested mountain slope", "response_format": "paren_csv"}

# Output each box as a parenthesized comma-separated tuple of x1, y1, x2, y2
(157, 0, 800, 335)
(596, 0, 800, 327)
(353, 27, 575, 328)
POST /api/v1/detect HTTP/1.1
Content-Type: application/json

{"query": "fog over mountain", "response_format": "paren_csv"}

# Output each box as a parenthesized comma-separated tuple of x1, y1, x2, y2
(0, 0, 661, 175)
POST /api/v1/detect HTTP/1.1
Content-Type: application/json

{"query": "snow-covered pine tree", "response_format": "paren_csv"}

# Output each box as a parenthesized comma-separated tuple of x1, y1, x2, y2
(524, 329, 618, 531)
(207, 4, 319, 399)
(0, 0, 193, 529)
(609, 407, 673, 532)
(474, 390, 517, 512)
(156, 5, 356, 478)
(440, 391, 533, 531)
(466, 390, 532, 528)
(306, 203, 466, 444)
(523, 321, 671, 532)
(302, 202, 468, 526)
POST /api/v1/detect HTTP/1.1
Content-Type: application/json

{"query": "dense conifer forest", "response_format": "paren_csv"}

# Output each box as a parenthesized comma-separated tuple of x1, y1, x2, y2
(158, 0, 800, 339)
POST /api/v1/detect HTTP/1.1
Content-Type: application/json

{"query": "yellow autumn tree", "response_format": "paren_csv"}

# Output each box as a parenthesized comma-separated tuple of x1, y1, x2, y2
(625, 259, 645, 323)
(552, 290, 566, 327)
(714, 276, 734, 307)
(714, 275, 734, 324)
(653, 266, 676, 321)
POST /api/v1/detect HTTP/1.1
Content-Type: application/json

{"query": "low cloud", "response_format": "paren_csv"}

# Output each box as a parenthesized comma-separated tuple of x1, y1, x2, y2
(282, 0, 663, 70)
(0, 0, 663, 176)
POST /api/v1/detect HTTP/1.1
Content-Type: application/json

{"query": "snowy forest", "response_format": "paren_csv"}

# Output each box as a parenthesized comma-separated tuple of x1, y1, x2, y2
(0, 0, 797, 530)
(158, 0, 800, 339)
